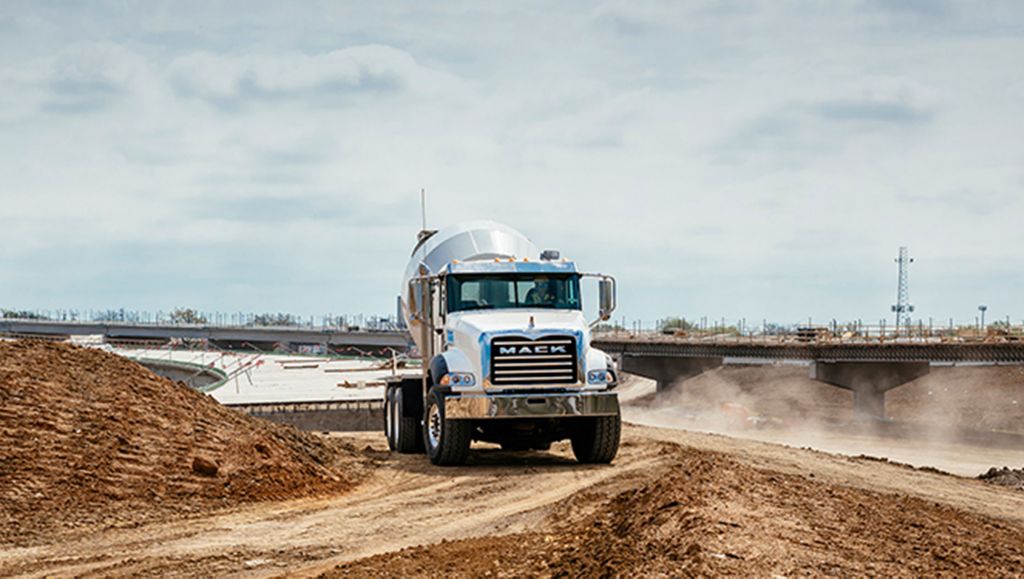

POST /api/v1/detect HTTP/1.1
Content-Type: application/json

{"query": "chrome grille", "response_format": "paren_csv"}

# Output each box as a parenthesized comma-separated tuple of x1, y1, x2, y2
(490, 335, 578, 385)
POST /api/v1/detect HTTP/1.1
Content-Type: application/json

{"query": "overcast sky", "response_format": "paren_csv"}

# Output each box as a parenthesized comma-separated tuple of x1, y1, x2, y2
(1, 1, 1022, 326)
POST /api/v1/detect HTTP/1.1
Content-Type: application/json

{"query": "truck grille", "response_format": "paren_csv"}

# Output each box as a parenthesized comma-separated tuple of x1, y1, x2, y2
(490, 335, 578, 386)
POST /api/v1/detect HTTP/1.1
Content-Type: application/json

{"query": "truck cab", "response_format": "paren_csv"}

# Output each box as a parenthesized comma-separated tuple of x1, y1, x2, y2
(386, 221, 621, 466)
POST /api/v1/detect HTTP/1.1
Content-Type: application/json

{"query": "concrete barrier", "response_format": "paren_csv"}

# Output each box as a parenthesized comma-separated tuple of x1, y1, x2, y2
(226, 400, 384, 432)
(136, 358, 228, 391)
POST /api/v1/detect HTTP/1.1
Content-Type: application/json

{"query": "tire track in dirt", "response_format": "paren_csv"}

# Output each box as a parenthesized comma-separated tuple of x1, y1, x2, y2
(0, 436, 663, 578)
(326, 432, 1024, 578)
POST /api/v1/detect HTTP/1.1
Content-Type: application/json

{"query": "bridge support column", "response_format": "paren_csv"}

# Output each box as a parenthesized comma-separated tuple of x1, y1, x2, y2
(811, 361, 930, 418)
(619, 355, 723, 393)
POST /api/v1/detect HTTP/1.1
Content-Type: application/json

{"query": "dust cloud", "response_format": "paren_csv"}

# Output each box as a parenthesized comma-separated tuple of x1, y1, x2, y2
(619, 364, 1024, 477)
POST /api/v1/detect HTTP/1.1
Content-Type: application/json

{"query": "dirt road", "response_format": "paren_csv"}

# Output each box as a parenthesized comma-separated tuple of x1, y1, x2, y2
(3, 424, 1023, 577)
(0, 432, 664, 577)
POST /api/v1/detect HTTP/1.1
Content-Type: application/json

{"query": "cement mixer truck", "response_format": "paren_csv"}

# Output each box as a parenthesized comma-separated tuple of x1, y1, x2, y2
(385, 221, 621, 466)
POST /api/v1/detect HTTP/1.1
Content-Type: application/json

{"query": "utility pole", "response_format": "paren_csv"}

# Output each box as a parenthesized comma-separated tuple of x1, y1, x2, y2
(891, 247, 915, 334)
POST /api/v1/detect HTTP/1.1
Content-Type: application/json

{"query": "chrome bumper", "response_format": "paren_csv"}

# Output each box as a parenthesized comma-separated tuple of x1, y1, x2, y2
(444, 391, 619, 420)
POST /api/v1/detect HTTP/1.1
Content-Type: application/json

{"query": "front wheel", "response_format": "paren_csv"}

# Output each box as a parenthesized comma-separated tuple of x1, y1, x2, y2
(570, 413, 621, 464)
(424, 388, 472, 466)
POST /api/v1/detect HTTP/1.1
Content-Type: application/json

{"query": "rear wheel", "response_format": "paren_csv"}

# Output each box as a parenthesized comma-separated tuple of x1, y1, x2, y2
(570, 413, 621, 464)
(384, 385, 397, 451)
(424, 387, 472, 466)
(388, 385, 423, 454)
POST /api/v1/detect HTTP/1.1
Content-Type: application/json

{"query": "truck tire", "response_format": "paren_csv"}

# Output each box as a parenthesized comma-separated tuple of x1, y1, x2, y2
(424, 387, 471, 466)
(570, 413, 621, 464)
(384, 385, 397, 451)
(389, 386, 422, 454)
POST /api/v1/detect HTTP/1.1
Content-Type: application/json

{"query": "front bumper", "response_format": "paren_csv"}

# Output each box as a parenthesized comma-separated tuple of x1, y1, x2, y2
(444, 391, 619, 420)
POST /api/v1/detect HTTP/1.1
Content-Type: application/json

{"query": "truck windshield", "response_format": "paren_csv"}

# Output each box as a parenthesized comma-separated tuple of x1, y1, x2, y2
(447, 274, 581, 313)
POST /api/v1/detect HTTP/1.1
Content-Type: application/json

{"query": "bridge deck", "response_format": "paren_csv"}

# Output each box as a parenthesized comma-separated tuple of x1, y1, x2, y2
(593, 336, 1024, 362)
(0, 320, 409, 349)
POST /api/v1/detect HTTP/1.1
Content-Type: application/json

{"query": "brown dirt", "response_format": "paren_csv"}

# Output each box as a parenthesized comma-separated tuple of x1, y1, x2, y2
(3, 344, 1024, 577)
(3, 426, 1024, 577)
(0, 340, 369, 547)
(326, 442, 1024, 578)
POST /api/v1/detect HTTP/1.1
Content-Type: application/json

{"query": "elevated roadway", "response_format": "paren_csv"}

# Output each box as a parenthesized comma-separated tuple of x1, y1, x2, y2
(593, 335, 1024, 363)
(0, 319, 409, 352)
(594, 334, 1024, 417)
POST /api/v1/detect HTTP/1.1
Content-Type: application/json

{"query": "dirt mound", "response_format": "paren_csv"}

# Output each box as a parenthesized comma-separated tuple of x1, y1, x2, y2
(0, 340, 367, 546)
(329, 445, 1024, 577)
(980, 467, 1024, 491)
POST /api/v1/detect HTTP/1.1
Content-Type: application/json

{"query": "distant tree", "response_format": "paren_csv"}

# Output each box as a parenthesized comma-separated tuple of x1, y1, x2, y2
(1, 309, 49, 320)
(659, 317, 695, 332)
(592, 322, 625, 333)
(251, 313, 300, 327)
(93, 309, 125, 322)
(170, 308, 207, 325)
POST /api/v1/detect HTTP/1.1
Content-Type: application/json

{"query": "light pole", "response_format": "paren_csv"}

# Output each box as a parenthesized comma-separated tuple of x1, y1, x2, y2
(978, 305, 988, 333)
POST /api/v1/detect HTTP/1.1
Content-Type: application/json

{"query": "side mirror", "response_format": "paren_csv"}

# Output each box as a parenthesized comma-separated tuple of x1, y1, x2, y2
(598, 278, 616, 321)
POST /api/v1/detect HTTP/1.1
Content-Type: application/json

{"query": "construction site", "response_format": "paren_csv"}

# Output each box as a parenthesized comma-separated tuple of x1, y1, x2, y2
(2, 309, 1023, 576)
(4, 3, 1024, 575)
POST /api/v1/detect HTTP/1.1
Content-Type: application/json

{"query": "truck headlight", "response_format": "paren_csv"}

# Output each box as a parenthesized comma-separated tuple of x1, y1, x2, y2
(587, 370, 614, 385)
(440, 372, 476, 386)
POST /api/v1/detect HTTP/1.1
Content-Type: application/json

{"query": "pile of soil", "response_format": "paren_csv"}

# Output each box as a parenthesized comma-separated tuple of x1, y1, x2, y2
(0, 340, 367, 546)
(980, 467, 1024, 491)
(329, 445, 1024, 577)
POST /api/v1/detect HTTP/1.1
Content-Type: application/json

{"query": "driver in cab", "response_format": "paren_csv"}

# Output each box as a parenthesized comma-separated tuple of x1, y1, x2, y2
(525, 278, 557, 306)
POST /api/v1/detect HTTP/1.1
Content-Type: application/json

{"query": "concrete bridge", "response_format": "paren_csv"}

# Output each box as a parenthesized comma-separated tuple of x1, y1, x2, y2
(0, 319, 410, 354)
(8, 318, 1022, 419)
(593, 335, 1024, 417)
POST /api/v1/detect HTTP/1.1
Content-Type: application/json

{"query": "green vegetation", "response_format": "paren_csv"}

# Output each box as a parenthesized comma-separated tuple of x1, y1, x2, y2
(1, 309, 49, 320)
(169, 308, 208, 325)
(658, 317, 695, 332)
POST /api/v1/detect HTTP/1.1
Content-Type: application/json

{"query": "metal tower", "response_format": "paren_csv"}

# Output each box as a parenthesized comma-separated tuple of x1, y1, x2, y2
(891, 246, 915, 333)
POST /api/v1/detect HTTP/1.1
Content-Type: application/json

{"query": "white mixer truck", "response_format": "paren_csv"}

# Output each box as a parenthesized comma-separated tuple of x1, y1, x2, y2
(385, 220, 621, 466)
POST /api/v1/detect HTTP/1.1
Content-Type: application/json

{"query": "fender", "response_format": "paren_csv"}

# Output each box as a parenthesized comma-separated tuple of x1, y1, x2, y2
(584, 346, 616, 388)
(428, 355, 449, 389)
(585, 347, 610, 373)
(430, 349, 478, 392)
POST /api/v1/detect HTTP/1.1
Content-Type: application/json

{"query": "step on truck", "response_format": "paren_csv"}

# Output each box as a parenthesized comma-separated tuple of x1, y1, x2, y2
(384, 221, 621, 466)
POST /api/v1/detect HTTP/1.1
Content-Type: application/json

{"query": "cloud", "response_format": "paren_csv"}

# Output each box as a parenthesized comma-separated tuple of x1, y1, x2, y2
(865, 0, 951, 20)
(1, 2, 1023, 325)
(813, 99, 931, 124)
(717, 92, 933, 162)
(38, 43, 149, 114)
(897, 188, 1019, 216)
(42, 76, 122, 114)
(168, 44, 456, 109)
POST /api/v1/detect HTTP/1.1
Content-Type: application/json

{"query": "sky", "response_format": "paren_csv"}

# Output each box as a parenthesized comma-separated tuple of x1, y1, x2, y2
(1, 1, 1022, 327)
